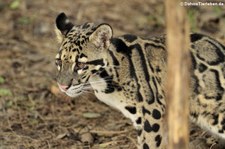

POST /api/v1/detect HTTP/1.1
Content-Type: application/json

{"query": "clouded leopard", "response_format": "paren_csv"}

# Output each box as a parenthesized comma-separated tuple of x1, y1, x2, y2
(54, 12, 225, 149)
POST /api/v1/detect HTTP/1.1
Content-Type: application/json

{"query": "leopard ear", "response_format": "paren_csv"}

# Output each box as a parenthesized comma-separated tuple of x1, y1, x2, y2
(55, 12, 74, 36)
(89, 24, 113, 49)
(55, 26, 63, 43)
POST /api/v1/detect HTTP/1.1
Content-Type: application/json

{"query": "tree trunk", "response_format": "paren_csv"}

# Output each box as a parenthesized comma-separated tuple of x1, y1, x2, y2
(165, 0, 190, 149)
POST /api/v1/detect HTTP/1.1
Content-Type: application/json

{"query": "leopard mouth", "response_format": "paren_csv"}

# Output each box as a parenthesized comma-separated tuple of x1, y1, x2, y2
(58, 83, 93, 98)
(65, 84, 84, 97)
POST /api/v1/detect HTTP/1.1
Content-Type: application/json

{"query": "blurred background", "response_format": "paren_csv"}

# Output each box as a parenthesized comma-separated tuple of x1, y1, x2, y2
(0, 0, 224, 148)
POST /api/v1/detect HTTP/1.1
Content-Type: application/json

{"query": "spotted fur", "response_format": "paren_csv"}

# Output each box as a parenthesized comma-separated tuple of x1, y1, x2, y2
(54, 13, 225, 149)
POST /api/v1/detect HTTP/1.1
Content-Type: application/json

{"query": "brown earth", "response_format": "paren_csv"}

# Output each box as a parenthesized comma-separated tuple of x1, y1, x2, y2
(0, 0, 225, 149)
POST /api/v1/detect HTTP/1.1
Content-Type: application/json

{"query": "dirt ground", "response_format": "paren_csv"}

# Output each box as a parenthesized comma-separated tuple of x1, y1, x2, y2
(0, 0, 225, 149)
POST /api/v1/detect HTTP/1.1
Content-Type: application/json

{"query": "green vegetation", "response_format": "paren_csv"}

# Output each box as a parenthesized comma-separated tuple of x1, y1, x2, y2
(0, 88, 12, 97)
(187, 8, 198, 32)
(9, 0, 20, 10)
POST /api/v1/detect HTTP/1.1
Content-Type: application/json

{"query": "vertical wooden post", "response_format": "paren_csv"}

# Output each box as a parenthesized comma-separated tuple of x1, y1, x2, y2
(165, 0, 190, 149)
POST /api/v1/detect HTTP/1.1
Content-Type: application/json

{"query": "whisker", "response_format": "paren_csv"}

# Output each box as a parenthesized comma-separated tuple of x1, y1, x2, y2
(87, 80, 108, 84)
(83, 87, 93, 90)
(107, 65, 121, 69)
(90, 82, 120, 88)
(82, 90, 95, 95)
(83, 78, 113, 85)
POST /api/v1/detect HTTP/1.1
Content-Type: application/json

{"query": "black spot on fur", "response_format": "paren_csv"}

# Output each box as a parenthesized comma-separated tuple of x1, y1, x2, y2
(91, 70, 97, 74)
(99, 69, 108, 78)
(63, 41, 67, 46)
(190, 112, 199, 119)
(152, 109, 161, 120)
(80, 53, 87, 58)
(136, 117, 142, 124)
(142, 106, 151, 116)
(109, 50, 120, 66)
(221, 118, 225, 125)
(125, 106, 137, 114)
(155, 66, 161, 73)
(87, 59, 104, 66)
(190, 33, 204, 42)
(152, 123, 160, 132)
(212, 114, 219, 125)
(76, 40, 80, 46)
(112, 38, 131, 55)
(143, 143, 149, 149)
(105, 87, 114, 93)
(83, 66, 89, 70)
(86, 31, 93, 36)
(99, 70, 115, 94)
(123, 34, 138, 43)
(155, 135, 162, 147)
(202, 111, 210, 117)
(198, 63, 207, 73)
(144, 120, 152, 132)
(219, 129, 224, 133)
(137, 90, 144, 102)
(156, 93, 164, 106)
(144, 120, 160, 133)
(147, 97, 155, 104)
(82, 23, 90, 29)
(117, 86, 122, 91)
(137, 129, 142, 136)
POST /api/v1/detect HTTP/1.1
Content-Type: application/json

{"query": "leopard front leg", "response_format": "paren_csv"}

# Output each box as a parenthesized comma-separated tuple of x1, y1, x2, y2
(134, 104, 166, 149)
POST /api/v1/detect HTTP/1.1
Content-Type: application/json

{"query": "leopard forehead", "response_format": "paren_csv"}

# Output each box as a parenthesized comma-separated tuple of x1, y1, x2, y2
(64, 23, 96, 48)
(57, 23, 97, 62)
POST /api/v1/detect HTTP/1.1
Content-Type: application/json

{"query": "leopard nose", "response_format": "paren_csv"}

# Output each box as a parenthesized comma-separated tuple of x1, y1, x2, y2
(57, 83, 69, 91)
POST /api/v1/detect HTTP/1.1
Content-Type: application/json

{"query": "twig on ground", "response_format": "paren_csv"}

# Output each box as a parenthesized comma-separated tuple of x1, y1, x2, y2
(90, 130, 128, 136)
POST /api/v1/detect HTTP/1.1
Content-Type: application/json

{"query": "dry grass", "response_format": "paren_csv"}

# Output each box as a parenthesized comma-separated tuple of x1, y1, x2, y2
(0, 0, 224, 148)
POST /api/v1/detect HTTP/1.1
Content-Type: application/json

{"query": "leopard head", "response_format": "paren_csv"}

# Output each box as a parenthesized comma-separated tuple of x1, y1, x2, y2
(55, 12, 113, 97)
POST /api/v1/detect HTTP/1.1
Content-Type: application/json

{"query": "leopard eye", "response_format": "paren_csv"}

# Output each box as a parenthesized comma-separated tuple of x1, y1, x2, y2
(74, 62, 86, 71)
(78, 62, 86, 69)
(55, 59, 62, 66)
